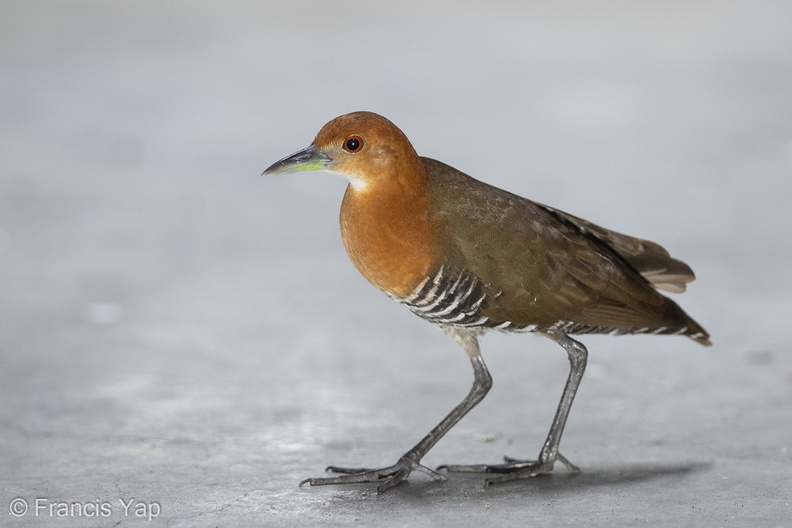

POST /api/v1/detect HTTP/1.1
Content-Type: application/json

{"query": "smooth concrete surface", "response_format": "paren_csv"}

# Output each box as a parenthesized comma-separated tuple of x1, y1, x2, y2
(2, 2, 791, 526)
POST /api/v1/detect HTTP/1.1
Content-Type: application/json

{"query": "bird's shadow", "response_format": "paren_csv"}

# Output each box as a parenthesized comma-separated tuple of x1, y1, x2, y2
(373, 461, 713, 501)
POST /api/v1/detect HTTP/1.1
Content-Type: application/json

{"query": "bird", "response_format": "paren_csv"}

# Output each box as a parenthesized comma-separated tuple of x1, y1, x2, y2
(262, 111, 710, 493)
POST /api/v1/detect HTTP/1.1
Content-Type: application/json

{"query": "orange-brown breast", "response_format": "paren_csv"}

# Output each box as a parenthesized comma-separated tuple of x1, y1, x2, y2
(339, 174, 439, 299)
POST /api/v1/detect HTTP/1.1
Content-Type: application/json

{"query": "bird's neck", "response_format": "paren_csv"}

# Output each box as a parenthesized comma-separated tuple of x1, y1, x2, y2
(339, 167, 439, 299)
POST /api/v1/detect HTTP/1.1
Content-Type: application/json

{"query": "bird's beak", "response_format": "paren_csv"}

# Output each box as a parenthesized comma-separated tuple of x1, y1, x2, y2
(262, 145, 333, 176)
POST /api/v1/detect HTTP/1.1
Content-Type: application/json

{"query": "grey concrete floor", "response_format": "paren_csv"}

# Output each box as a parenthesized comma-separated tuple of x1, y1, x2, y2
(2, 1, 791, 526)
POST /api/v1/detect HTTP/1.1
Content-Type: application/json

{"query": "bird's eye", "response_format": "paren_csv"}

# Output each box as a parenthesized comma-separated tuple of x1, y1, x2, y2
(343, 135, 364, 153)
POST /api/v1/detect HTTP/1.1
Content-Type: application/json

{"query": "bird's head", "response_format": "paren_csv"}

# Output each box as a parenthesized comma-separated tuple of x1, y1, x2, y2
(263, 111, 423, 192)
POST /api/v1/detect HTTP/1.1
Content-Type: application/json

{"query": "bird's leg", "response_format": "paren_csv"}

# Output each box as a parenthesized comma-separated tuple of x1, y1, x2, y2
(439, 330, 587, 485)
(300, 329, 492, 492)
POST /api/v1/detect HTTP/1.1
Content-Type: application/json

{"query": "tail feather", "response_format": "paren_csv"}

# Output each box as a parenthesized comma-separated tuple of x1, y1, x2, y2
(537, 205, 697, 294)
(533, 202, 710, 344)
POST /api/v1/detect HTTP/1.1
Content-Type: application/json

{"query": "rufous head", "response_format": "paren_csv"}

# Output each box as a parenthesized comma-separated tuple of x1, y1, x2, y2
(263, 111, 423, 191)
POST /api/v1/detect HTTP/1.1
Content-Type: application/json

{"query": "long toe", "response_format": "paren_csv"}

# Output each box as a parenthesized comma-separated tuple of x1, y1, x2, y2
(325, 465, 378, 475)
(440, 451, 579, 481)
(437, 463, 494, 474)
(500, 451, 580, 472)
(439, 460, 541, 475)
(299, 458, 444, 492)
(484, 461, 555, 485)
(300, 465, 400, 487)
(438, 456, 543, 475)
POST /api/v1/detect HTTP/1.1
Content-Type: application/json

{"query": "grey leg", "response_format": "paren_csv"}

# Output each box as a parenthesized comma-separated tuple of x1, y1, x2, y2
(439, 330, 588, 485)
(300, 328, 492, 492)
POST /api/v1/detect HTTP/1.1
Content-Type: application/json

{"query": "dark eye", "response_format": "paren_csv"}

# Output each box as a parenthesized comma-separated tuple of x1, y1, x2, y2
(343, 135, 364, 153)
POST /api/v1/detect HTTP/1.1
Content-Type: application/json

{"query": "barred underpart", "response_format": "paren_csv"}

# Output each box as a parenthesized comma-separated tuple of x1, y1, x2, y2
(395, 266, 491, 327)
(394, 266, 536, 331)
(547, 321, 694, 338)
(394, 266, 696, 338)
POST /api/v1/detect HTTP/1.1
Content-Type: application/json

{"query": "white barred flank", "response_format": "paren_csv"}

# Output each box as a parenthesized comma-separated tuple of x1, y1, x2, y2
(395, 267, 537, 332)
(548, 321, 693, 338)
(397, 267, 491, 327)
(395, 268, 695, 339)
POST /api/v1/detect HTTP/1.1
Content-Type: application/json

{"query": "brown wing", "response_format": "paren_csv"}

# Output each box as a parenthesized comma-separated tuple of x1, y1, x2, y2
(422, 157, 709, 343)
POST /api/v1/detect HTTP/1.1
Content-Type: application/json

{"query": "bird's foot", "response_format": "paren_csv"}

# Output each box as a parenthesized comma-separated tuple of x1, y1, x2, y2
(438, 451, 579, 485)
(299, 455, 447, 493)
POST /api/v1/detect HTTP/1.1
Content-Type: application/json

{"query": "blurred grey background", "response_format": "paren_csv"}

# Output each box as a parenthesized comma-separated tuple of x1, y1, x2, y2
(1, 1, 790, 526)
